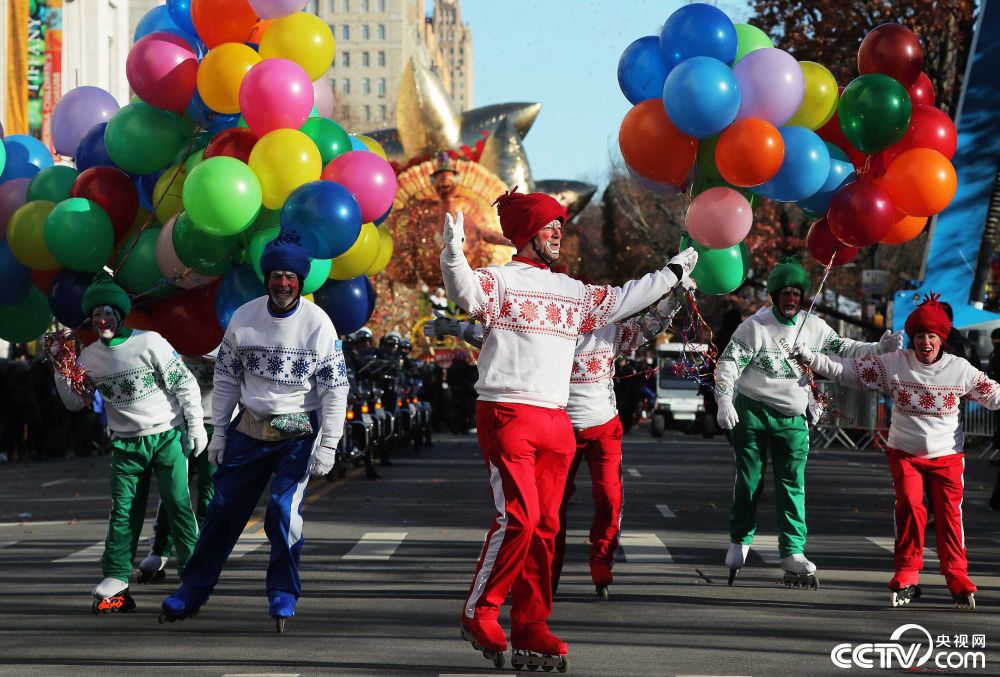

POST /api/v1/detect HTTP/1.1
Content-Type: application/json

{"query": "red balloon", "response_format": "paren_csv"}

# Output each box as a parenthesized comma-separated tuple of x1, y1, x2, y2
(203, 127, 259, 165)
(816, 88, 868, 169)
(70, 167, 140, 242)
(907, 71, 935, 107)
(150, 283, 223, 356)
(881, 104, 957, 164)
(827, 180, 895, 247)
(806, 217, 858, 267)
(858, 23, 924, 88)
(191, 0, 258, 49)
(125, 32, 199, 113)
(31, 268, 61, 294)
(619, 99, 699, 187)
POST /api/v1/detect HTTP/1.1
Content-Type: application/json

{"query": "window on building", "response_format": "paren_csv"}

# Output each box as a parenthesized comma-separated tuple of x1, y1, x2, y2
(330, 78, 336, 92)
(362, 0, 369, 11)
(379, 104, 387, 120)
(378, 0, 385, 10)
(342, 25, 349, 40)
(362, 24, 370, 40)
(362, 78, 371, 94)
(364, 105, 371, 121)
(377, 24, 385, 39)
(328, 0, 335, 12)
(342, 51, 350, 67)
(377, 78, 386, 96)
(378, 51, 386, 66)
(343, 0, 350, 11)
(342, 78, 350, 94)
(362, 51, 370, 66)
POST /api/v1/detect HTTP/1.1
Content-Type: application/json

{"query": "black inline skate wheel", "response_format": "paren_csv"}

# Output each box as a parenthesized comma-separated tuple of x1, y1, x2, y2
(492, 652, 505, 669)
(91, 600, 99, 615)
(558, 656, 569, 673)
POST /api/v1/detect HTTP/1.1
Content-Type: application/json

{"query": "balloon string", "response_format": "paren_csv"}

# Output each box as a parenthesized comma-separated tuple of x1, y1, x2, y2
(792, 252, 836, 348)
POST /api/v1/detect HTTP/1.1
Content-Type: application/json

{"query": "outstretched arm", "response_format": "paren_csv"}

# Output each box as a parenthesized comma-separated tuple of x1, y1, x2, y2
(439, 212, 498, 326)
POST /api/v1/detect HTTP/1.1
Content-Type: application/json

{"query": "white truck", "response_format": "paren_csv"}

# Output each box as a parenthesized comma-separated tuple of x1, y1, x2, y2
(651, 340, 710, 437)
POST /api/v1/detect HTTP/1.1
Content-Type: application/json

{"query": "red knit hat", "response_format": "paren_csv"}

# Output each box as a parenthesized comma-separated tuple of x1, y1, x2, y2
(904, 292, 952, 342)
(492, 186, 567, 251)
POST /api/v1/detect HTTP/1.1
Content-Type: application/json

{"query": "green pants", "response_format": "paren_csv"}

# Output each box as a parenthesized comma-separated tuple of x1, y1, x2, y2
(102, 428, 199, 583)
(728, 393, 810, 558)
(150, 425, 216, 558)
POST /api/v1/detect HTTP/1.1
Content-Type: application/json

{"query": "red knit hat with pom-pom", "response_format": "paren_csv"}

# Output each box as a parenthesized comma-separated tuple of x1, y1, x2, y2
(492, 186, 567, 251)
(904, 292, 952, 342)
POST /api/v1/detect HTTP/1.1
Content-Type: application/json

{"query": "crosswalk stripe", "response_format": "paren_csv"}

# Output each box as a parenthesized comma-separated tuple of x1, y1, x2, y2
(867, 536, 938, 563)
(656, 504, 676, 518)
(228, 531, 268, 559)
(626, 468, 641, 478)
(41, 478, 73, 487)
(53, 540, 104, 563)
(343, 532, 408, 560)
(749, 535, 781, 564)
(0, 541, 17, 550)
(620, 532, 672, 563)
(221, 674, 301, 676)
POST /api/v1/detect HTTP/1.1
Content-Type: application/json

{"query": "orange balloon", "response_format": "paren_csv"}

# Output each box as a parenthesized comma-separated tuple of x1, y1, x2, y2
(197, 43, 261, 114)
(715, 118, 785, 187)
(619, 99, 698, 187)
(882, 148, 957, 217)
(191, 0, 259, 49)
(880, 209, 928, 244)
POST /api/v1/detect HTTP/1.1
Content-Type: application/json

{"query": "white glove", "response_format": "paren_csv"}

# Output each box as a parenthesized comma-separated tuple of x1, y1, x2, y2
(423, 309, 461, 338)
(716, 397, 739, 430)
(207, 432, 227, 466)
(308, 441, 338, 477)
(792, 344, 816, 367)
(668, 247, 698, 278)
(878, 329, 904, 354)
(443, 211, 466, 253)
(186, 421, 209, 457)
(681, 276, 697, 292)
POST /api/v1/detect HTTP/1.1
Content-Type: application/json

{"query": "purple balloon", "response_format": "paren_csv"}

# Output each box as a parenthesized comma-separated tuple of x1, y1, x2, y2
(733, 48, 805, 126)
(0, 178, 31, 239)
(51, 86, 120, 157)
(248, 0, 308, 18)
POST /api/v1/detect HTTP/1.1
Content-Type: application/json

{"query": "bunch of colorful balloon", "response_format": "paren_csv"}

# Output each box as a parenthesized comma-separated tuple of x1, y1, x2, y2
(617, 3, 957, 294)
(0, 0, 396, 348)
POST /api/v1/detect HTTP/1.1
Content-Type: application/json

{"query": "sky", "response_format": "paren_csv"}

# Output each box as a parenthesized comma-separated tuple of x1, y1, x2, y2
(456, 0, 753, 190)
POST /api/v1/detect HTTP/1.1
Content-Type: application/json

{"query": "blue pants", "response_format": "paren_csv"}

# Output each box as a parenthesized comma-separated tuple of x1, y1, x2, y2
(178, 414, 317, 604)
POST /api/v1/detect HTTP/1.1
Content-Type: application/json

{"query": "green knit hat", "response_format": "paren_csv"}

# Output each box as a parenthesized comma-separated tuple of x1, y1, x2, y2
(767, 256, 811, 295)
(81, 274, 131, 317)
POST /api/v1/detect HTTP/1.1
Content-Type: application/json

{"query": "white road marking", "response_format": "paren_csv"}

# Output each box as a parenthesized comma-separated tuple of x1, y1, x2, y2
(343, 532, 408, 560)
(228, 531, 268, 559)
(627, 468, 641, 478)
(53, 541, 104, 563)
(749, 535, 781, 564)
(221, 674, 301, 676)
(656, 504, 676, 518)
(41, 478, 73, 487)
(0, 541, 17, 550)
(620, 532, 672, 563)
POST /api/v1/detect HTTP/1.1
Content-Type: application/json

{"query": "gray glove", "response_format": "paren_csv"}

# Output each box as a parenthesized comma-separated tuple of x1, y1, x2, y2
(308, 441, 338, 477)
(423, 309, 461, 338)
(207, 432, 226, 466)
(716, 396, 739, 430)
(878, 329, 904, 354)
(668, 247, 699, 278)
(186, 421, 209, 457)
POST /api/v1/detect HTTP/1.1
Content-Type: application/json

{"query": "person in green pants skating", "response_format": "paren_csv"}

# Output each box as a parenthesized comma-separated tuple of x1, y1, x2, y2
(713, 257, 902, 587)
(51, 275, 207, 613)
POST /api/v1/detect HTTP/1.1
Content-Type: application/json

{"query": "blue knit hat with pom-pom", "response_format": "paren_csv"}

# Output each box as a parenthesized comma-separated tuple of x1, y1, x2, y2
(261, 230, 310, 282)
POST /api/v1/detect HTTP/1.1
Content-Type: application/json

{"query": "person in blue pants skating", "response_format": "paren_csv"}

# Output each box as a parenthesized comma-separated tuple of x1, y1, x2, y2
(159, 231, 349, 632)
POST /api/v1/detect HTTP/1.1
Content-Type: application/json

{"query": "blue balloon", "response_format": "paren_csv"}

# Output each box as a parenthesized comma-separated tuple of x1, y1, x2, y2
(216, 265, 266, 330)
(280, 181, 363, 259)
(754, 126, 831, 202)
(660, 3, 738, 74)
(133, 5, 205, 58)
(166, 0, 196, 37)
(135, 171, 162, 212)
(0, 241, 31, 305)
(618, 36, 669, 104)
(0, 134, 54, 183)
(798, 143, 857, 216)
(349, 135, 368, 152)
(312, 275, 377, 336)
(47, 269, 94, 328)
(186, 93, 241, 135)
(74, 123, 115, 172)
(662, 56, 740, 139)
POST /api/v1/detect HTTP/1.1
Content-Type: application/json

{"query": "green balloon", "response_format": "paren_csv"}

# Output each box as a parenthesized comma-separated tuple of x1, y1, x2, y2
(732, 24, 773, 64)
(0, 141, 6, 177)
(105, 102, 190, 176)
(248, 225, 331, 295)
(27, 165, 79, 202)
(838, 74, 912, 154)
(689, 136, 757, 209)
(172, 131, 212, 167)
(116, 227, 174, 296)
(182, 156, 262, 236)
(172, 211, 237, 276)
(43, 197, 114, 273)
(680, 235, 751, 295)
(0, 287, 53, 342)
(185, 148, 206, 175)
(300, 118, 352, 165)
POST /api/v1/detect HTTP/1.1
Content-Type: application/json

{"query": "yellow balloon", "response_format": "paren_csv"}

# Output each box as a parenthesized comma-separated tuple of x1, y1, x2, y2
(7, 200, 59, 270)
(354, 134, 387, 160)
(788, 61, 839, 130)
(303, 293, 314, 303)
(197, 43, 261, 114)
(259, 13, 336, 82)
(329, 222, 380, 280)
(248, 129, 322, 209)
(366, 226, 393, 276)
(153, 164, 187, 225)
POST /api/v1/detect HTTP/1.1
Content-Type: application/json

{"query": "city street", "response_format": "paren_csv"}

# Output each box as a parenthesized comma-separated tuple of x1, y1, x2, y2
(1, 427, 999, 676)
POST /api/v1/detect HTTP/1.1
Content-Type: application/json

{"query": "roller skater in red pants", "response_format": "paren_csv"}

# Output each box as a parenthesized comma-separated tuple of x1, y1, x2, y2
(440, 188, 696, 670)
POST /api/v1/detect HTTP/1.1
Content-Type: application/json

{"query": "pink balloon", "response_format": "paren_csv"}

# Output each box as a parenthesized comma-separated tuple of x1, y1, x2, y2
(126, 32, 199, 114)
(312, 79, 335, 119)
(155, 215, 219, 289)
(733, 48, 805, 126)
(248, 0, 308, 18)
(685, 186, 753, 249)
(0, 178, 31, 239)
(321, 150, 398, 224)
(239, 58, 314, 137)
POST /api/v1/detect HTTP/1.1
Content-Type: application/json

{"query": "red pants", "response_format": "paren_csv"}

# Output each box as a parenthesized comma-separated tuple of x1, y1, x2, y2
(464, 401, 575, 628)
(885, 448, 975, 595)
(552, 416, 624, 590)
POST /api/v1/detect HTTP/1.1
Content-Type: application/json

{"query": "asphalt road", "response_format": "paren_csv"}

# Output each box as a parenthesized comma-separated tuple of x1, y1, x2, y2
(1, 426, 1000, 676)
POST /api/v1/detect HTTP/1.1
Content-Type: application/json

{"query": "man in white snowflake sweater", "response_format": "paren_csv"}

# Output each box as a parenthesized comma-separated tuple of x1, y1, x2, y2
(160, 231, 349, 631)
(714, 256, 903, 587)
(442, 187, 697, 667)
(52, 275, 206, 614)
(795, 292, 997, 609)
